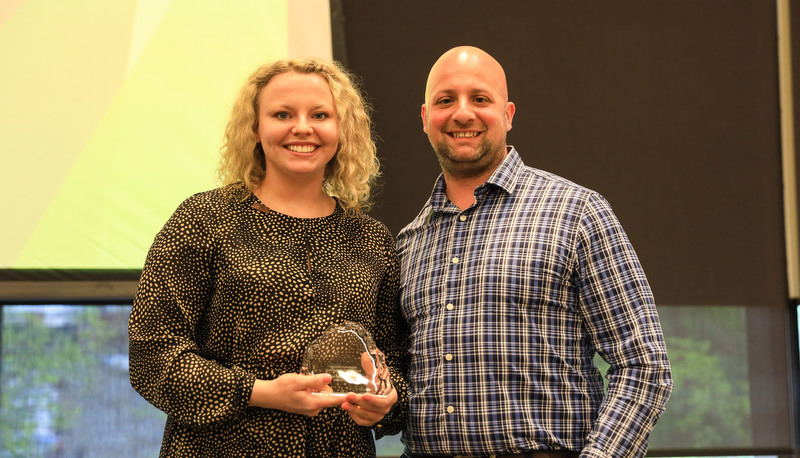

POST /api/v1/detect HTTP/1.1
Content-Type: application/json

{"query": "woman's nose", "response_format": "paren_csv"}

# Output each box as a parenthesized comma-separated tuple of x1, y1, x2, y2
(292, 116, 313, 135)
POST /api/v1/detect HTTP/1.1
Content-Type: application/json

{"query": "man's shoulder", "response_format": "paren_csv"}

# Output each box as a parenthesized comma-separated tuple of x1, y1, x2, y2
(517, 165, 598, 199)
(503, 147, 597, 198)
(397, 204, 434, 242)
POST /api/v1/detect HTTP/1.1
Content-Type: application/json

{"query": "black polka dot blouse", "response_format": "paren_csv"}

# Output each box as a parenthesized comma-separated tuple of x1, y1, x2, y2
(129, 183, 409, 457)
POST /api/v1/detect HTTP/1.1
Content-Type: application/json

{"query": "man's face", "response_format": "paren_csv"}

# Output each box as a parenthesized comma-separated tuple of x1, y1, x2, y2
(422, 49, 515, 179)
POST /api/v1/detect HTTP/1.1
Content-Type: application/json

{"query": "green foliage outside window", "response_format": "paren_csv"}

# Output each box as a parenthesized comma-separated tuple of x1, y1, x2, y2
(0, 304, 770, 456)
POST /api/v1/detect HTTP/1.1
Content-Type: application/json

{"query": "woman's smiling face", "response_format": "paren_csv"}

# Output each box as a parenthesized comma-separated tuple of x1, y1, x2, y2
(255, 71, 339, 182)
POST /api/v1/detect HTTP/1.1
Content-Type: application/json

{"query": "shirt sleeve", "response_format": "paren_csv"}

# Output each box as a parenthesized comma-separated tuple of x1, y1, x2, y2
(128, 195, 256, 427)
(370, 226, 411, 438)
(574, 193, 673, 458)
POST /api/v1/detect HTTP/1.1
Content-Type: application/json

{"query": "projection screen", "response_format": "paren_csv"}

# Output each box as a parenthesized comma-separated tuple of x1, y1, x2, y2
(0, 0, 332, 272)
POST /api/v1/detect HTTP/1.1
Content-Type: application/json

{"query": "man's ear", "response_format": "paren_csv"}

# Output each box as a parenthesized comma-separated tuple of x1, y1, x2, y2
(421, 103, 428, 134)
(505, 102, 516, 131)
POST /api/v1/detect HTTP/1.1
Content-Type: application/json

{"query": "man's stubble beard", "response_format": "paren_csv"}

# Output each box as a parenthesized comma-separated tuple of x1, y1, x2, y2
(430, 135, 506, 180)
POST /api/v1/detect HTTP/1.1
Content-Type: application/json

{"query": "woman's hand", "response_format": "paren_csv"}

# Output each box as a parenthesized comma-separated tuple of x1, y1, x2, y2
(341, 347, 397, 426)
(249, 373, 344, 416)
(341, 388, 397, 426)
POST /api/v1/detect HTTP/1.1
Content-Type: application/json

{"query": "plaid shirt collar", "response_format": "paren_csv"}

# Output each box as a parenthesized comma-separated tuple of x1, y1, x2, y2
(428, 145, 522, 211)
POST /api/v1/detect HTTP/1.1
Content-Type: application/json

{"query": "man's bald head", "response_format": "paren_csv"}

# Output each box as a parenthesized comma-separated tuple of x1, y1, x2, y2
(424, 46, 509, 105)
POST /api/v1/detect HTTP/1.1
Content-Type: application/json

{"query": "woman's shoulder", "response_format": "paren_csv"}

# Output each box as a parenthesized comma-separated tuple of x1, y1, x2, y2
(160, 184, 252, 232)
(178, 183, 250, 210)
(342, 210, 395, 243)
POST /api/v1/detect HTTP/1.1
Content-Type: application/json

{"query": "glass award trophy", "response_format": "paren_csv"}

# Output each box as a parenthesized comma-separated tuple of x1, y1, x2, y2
(301, 321, 393, 397)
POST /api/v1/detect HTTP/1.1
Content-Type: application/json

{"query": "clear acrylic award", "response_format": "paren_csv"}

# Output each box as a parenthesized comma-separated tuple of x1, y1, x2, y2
(300, 321, 393, 397)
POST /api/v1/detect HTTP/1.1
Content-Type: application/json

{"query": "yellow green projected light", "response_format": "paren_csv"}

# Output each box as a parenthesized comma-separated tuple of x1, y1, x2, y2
(0, 0, 331, 269)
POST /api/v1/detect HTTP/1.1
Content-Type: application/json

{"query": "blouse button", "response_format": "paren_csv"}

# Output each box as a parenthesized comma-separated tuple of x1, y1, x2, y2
(459, 215, 467, 222)
(451, 257, 459, 264)
(446, 406, 455, 414)
(445, 353, 453, 361)
(446, 303, 454, 310)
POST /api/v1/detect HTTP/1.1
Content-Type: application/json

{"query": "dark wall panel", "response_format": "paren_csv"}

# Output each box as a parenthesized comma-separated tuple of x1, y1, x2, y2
(335, 0, 786, 307)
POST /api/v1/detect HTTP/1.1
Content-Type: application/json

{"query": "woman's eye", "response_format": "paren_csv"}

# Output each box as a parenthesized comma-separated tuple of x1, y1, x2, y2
(313, 112, 329, 120)
(274, 112, 289, 120)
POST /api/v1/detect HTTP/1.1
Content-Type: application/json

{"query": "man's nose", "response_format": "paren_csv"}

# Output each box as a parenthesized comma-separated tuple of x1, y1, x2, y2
(452, 99, 475, 123)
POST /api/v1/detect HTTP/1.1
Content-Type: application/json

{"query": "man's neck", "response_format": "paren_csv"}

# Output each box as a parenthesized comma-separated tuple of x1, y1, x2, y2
(443, 172, 491, 210)
(441, 148, 508, 210)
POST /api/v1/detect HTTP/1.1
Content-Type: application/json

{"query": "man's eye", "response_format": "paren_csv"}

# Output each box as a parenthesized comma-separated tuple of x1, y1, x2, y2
(437, 98, 453, 105)
(474, 96, 489, 103)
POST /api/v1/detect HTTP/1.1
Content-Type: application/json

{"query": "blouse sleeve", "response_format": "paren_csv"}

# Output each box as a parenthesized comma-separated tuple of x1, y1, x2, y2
(128, 194, 256, 427)
(370, 226, 410, 438)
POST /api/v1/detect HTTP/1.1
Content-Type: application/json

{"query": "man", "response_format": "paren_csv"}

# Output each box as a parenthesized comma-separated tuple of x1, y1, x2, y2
(397, 46, 673, 458)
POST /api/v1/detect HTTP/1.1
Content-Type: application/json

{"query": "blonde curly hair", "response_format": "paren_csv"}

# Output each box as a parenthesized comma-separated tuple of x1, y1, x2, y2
(218, 58, 380, 213)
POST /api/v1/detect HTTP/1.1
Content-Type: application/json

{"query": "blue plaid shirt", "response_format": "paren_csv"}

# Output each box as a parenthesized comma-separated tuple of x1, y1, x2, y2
(397, 148, 672, 458)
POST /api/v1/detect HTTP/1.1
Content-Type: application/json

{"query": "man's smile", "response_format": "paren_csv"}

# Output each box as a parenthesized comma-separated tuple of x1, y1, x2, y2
(449, 131, 480, 138)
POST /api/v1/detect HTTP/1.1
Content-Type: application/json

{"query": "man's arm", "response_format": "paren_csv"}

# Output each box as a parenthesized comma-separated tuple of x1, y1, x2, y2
(575, 193, 673, 458)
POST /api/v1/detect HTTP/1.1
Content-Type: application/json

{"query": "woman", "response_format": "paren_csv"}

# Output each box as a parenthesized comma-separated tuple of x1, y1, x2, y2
(128, 58, 408, 457)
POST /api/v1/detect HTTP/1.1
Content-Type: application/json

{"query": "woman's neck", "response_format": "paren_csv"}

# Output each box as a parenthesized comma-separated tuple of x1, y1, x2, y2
(254, 176, 335, 218)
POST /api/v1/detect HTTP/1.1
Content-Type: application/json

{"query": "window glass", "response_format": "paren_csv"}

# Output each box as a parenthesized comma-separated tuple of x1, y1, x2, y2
(0, 304, 793, 456)
(0, 304, 404, 457)
(1, 305, 163, 456)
